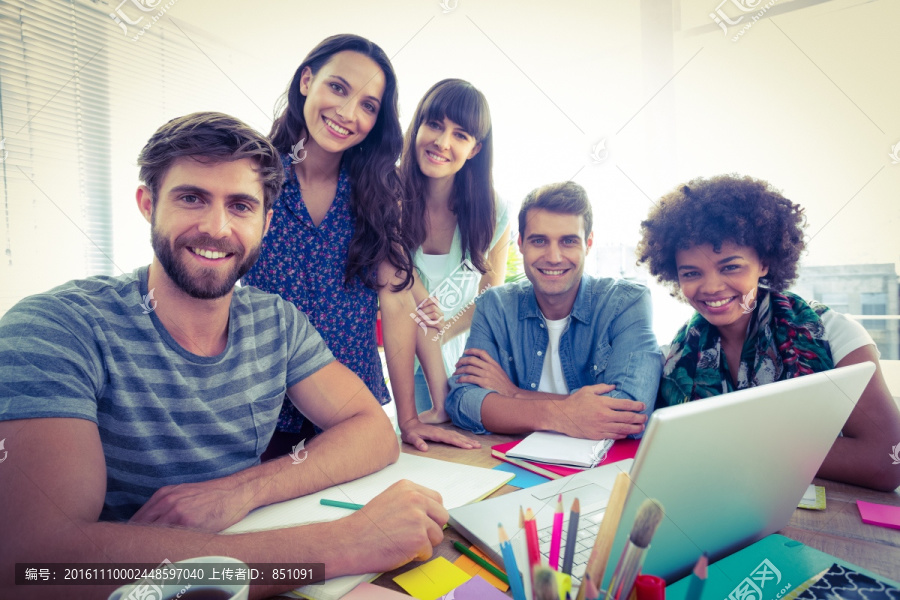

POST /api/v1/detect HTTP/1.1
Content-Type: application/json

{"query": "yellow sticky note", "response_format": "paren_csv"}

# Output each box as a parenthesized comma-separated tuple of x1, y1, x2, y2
(797, 484, 826, 510)
(453, 545, 510, 592)
(393, 556, 471, 600)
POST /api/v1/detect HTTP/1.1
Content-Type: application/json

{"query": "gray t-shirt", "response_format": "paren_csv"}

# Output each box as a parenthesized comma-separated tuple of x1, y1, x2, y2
(0, 266, 334, 521)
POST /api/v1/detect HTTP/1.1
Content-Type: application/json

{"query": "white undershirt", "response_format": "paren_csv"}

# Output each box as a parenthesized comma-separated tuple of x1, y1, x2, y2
(538, 314, 571, 394)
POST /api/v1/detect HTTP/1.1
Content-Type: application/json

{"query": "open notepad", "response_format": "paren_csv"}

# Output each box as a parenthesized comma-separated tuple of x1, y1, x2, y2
(506, 431, 614, 468)
(222, 453, 514, 600)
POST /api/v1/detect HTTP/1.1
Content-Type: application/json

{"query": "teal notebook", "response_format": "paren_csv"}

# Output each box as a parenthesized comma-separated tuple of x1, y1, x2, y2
(666, 534, 899, 599)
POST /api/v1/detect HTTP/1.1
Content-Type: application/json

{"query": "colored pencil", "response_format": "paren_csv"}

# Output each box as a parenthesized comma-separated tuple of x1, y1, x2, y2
(524, 508, 542, 573)
(499, 524, 528, 600)
(550, 494, 564, 570)
(605, 498, 665, 600)
(319, 499, 363, 510)
(452, 540, 509, 585)
(561, 498, 581, 575)
(576, 471, 631, 600)
(686, 552, 708, 600)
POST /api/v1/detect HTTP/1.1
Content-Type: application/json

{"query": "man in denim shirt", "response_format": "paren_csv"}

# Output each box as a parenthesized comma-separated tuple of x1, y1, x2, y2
(446, 181, 662, 437)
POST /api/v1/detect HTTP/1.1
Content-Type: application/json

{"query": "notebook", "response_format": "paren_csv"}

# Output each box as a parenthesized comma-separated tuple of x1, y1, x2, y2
(506, 431, 614, 468)
(492, 438, 640, 479)
(223, 453, 514, 600)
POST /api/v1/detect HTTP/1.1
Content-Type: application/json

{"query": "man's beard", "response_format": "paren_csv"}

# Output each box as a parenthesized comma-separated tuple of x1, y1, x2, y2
(151, 225, 261, 300)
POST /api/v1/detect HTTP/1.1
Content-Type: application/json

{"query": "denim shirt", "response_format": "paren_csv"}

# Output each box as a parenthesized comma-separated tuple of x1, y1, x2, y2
(446, 275, 662, 435)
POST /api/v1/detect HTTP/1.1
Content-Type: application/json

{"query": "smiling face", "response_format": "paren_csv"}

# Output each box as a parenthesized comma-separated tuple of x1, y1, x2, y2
(143, 157, 272, 300)
(676, 240, 769, 334)
(414, 116, 481, 182)
(299, 50, 385, 155)
(518, 208, 593, 319)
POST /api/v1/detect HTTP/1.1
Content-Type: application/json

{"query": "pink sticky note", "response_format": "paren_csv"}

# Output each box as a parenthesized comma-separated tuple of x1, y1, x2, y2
(857, 500, 900, 530)
(450, 575, 511, 600)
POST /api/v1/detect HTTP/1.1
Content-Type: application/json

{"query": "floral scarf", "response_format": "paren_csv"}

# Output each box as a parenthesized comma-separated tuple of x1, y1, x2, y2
(659, 289, 834, 407)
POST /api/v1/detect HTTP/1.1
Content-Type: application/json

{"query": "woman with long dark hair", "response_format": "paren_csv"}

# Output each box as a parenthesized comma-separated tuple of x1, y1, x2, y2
(244, 35, 475, 454)
(398, 79, 510, 416)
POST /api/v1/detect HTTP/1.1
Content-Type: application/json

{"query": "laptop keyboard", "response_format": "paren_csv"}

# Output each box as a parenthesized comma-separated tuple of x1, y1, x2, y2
(536, 509, 606, 583)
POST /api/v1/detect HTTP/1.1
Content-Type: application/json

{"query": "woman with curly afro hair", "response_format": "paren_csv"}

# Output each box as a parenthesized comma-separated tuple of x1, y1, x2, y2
(637, 174, 900, 491)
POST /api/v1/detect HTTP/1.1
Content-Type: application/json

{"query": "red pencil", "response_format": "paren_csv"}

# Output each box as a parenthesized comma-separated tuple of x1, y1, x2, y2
(524, 508, 541, 573)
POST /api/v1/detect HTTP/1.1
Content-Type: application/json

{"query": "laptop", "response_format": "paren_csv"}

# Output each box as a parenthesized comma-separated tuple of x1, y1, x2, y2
(448, 361, 875, 588)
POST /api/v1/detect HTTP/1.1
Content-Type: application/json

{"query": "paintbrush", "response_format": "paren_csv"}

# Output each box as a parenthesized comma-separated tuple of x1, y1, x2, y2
(604, 498, 665, 600)
(534, 565, 559, 600)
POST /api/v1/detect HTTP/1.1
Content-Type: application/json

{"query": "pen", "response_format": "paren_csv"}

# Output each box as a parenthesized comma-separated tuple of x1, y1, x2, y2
(499, 524, 527, 600)
(452, 540, 510, 585)
(319, 499, 364, 510)
(550, 494, 564, 570)
(561, 498, 581, 575)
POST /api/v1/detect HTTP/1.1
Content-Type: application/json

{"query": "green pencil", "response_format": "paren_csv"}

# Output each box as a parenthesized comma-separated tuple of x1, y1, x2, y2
(452, 540, 510, 585)
(319, 499, 364, 510)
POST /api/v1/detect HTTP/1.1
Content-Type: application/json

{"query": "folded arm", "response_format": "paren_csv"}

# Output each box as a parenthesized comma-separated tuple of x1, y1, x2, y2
(447, 296, 648, 438)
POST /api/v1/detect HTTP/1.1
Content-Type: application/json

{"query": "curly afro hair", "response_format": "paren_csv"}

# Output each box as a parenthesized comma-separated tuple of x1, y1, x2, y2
(636, 174, 806, 295)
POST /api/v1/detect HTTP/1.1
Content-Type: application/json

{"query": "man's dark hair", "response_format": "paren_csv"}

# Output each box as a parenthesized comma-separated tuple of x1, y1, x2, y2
(518, 181, 593, 239)
(137, 111, 284, 212)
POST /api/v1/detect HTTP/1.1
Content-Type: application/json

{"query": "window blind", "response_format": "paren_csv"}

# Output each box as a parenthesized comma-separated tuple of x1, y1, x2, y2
(0, 0, 262, 316)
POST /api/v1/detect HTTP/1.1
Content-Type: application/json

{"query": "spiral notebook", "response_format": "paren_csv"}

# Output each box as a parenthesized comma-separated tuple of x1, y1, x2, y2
(505, 431, 614, 468)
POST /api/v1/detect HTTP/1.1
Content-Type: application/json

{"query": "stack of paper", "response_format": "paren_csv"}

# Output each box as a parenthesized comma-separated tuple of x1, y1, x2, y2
(506, 431, 614, 468)
(223, 453, 514, 600)
(492, 438, 640, 480)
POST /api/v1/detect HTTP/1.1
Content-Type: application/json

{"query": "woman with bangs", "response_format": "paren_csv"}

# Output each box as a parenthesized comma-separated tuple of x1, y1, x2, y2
(636, 174, 900, 490)
(394, 79, 511, 427)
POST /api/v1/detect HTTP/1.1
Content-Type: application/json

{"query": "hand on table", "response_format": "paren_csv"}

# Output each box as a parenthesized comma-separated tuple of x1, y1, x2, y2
(399, 417, 481, 452)
(453, 348, 519, 397)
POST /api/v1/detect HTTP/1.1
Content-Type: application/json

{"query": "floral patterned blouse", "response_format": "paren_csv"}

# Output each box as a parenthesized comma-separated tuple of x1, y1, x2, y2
(242, 154, 390, 433)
